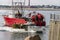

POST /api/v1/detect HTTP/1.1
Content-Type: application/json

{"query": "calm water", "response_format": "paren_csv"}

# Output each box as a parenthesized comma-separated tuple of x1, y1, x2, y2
(0, 10, 60, 40)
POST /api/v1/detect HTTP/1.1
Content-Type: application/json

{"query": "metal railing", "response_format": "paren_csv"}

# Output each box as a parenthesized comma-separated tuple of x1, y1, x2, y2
(50, 14, 60, 21)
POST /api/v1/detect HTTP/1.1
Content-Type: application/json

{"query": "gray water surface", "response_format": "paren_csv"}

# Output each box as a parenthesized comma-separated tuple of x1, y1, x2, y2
(0, 27, 49, 40)
(0, 10, 60, 40)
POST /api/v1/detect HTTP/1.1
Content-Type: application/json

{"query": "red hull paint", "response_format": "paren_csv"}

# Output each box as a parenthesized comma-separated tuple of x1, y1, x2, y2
(4, 17, 27, 27)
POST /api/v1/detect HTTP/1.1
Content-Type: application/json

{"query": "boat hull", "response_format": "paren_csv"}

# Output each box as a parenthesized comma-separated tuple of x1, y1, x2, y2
(4, 16, 27, 27)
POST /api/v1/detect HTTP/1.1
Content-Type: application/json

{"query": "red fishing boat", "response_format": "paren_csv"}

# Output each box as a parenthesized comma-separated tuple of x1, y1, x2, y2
(4, 16, 27, 27)
(3, 1, 46, 27)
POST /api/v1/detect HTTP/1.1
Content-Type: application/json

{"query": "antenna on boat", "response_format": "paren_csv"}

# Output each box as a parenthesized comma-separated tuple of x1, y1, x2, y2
(11, 0, 25, 17)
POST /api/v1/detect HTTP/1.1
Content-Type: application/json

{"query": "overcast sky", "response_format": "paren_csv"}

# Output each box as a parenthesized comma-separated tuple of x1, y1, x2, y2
(0, 0, 60, 6)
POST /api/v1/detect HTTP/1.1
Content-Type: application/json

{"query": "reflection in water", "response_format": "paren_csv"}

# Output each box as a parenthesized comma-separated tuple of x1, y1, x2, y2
(11, 32, 28, 40)
(0, 27, 49, 40)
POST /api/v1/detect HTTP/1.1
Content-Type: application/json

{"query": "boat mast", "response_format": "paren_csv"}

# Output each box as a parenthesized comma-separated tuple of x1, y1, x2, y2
(12, 0, 13, 14)
(22, 0, 25, 16)
(28, 0, 30, 12)
(28, 0, 30, 6)
(24, 0, 25, 6)
(12, 0, 13, 6)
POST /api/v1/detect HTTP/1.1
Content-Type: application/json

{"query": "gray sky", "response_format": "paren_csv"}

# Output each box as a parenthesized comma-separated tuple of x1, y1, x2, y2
(0, 0, 60, 6)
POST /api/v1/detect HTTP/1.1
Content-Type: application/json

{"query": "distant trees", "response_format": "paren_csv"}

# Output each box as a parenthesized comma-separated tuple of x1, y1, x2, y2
(0, 5, 60, 9)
